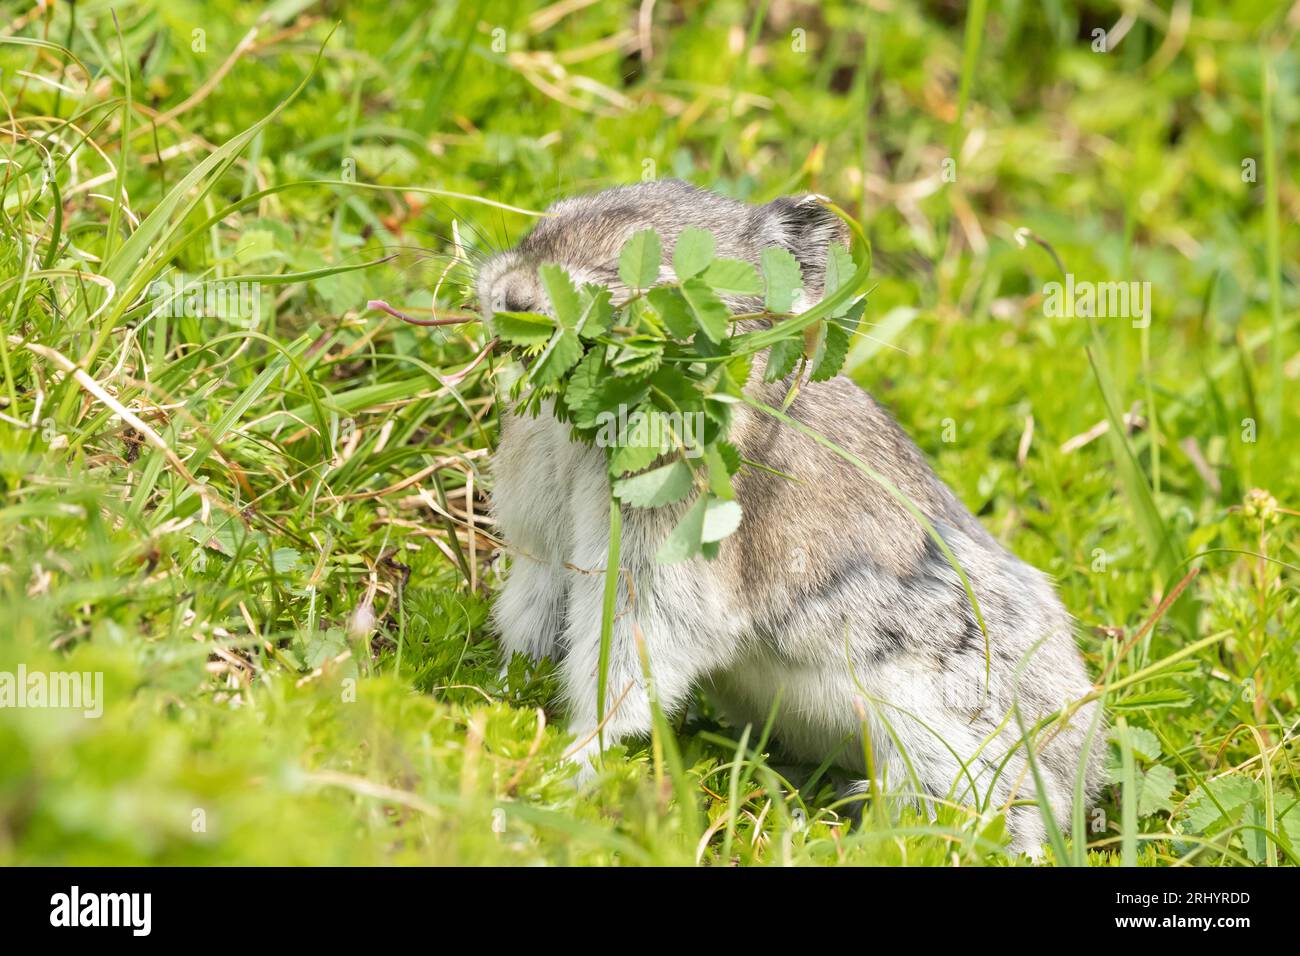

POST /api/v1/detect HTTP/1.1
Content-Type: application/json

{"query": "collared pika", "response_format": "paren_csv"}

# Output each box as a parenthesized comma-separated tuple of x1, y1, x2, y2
(477, 179, 1104, 854)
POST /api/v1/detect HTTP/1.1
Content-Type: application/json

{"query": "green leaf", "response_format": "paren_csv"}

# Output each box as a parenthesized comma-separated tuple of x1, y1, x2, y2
(613, 460, 694, 507)
(648, 364, 704, 413)
(681, 277, 730, 343)
(609, 336, 664, 377)
(715, 439, 741, 475)
(608, 407, 671, 475)
(703, 257, 763, 295)
(646, 287, 696, 340)
(809, 320, 850, 382)
(304, 627, 349, 669)
(702, 498, 742, 542)
(493, 311, 556, 346)
(619, 228, 661, 289)
(567, 353, 655, 432)
(672, 226, 715, 279)
(611, 440, 664, 476)
(704, 443, 735, 499)
(1185, 776, 1258, 832)
(822, 242, 856, 316)
(1110, 725, 1162, 762)
(539, 264, 581, 328)
(656, 495, 706, 563)
(1138, 764, 1177, 817)
(564, 350, 608, 426)
(234, 228, 277, 264)
(575, 283, 613, 338)
(1279, 794, 1300, 850)
(1242, 800, 1270, 864)
(761, 246, 802, 313)
(529, 329, 583, 386)
(764, 336, 802, 382)
(271, 548, 302, 573)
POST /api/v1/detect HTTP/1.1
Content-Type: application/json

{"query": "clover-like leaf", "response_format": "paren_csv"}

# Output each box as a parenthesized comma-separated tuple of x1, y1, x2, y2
(1111, 725, 1162, 763)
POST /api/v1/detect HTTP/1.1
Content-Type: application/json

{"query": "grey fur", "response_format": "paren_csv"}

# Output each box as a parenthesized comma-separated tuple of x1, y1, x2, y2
(478, 180, 1104, 854)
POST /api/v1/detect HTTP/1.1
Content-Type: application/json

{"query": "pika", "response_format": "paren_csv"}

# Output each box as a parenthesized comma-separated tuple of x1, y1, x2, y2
(477, 180, 1103, 854)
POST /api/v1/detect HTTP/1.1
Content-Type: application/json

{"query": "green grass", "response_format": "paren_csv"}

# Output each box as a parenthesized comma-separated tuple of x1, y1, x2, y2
(1, 0, 1297, 866)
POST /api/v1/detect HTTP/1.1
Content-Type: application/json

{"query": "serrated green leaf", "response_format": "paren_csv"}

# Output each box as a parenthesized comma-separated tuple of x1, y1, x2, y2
(569, 368, 651, 432)
(1185, 776, 1258, 832)
(613, 460, 694, 507)
(575, 283, 613, 338)
(715, 439, 741, 475)
(702, 498, 742, 542)
(808, 321, 850, 382)
(563, 350, 607, 426)
(1138, 764, 1177, 817)
(1242, 800, 1270, 864)
(673, 226, 715, 279)
(494, 311, 555, 346)
(703, 258, 763, 295)
(539, 264, 581, 328)
(608, 407, 671, 475)
(646, 287, 696, 340)
(529, 329, 582, 386)
(761, 246, 802, 313)
(1279, 794, 1300, 850)
(271, 548, 302, 573)
(681, 277, 729, 343)
(822, 242, 856, 317)
(1110, 725, 1162, 763)
(611, 440, 663, 475)
(609, 338, 663, 377)
(619, 228, 661, 289)
(656, 494, 706, 563)
(704, 443, 735, 499)
(764, 336, 802, 382)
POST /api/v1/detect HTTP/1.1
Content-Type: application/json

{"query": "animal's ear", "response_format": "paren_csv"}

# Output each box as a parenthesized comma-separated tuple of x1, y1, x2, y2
(758, 194, 851, 289)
